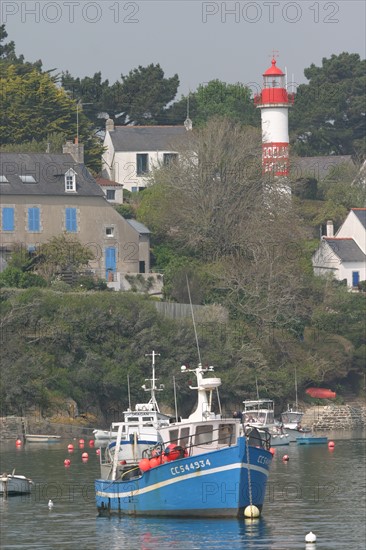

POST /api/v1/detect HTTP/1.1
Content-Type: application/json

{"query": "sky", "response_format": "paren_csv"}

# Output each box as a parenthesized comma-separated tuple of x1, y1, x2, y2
(2, 0, 366, 97)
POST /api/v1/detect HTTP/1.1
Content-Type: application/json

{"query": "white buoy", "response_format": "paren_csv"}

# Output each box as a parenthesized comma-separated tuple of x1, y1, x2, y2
(305, 531, 316, 543)
(244, 505, 260, 518)
(48, 499, 54, 509)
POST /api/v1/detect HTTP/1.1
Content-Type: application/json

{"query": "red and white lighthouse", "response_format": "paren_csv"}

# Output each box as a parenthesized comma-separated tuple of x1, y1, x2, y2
(254, 56, 294, 177)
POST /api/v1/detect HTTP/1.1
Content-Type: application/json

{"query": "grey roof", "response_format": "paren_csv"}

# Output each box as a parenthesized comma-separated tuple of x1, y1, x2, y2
(126, 219, 151, 234)
(0, 153, 104, 197)
(324, 238, 366, 262)
(291, 155, 353, 181)
(109, 126, 189, 152)
(352, 208, 366, 229)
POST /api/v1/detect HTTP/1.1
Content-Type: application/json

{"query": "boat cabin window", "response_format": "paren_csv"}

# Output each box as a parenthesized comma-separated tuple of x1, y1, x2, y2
(218, 424, 235, 445)
(179, 427, 190, 448)
(142, 417, 153, 422)
(126, 417, 139, 423)
(195, 424, 213, 446)
(168, 429, 179, 445)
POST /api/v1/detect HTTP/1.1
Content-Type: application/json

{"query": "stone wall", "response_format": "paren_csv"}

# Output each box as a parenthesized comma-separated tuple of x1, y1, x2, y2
(302, 403, 366, 431)
(0, 416, 95, 440)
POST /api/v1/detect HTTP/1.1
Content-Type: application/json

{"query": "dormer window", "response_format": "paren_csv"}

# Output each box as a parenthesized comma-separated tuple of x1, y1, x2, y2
(65, 168, 76, 192)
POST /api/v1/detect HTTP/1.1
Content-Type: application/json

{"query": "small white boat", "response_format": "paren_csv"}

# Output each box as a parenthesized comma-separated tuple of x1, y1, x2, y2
(280, 406, 311, 442)
(25, 434, 61, 443)
(0, 470, 33, 495)
(242, 399, 291, 446)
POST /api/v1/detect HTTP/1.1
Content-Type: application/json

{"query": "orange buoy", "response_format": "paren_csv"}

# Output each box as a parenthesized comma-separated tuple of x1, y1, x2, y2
(64, 458, 71, 467)
(15, 439, 22, 447)
(328, 440, 335, 448)
(149, 457, 162, 468)
(269, 447, 275, 455)
(282, 454, 289, 461)
(67, 444, 74, 452)
(139, 458, 151, 472)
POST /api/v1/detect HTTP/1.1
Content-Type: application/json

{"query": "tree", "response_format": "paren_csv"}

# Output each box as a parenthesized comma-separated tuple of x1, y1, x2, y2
(30, 235, 95, 282)
(164, 80, 259, 126)
(62, 63, 179, 127)
(290, 53, 366, 156)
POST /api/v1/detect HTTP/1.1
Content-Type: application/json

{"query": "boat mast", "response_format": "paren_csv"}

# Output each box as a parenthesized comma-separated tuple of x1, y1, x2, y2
(294, 365, 298, 409)
(144, 350, 162, 412)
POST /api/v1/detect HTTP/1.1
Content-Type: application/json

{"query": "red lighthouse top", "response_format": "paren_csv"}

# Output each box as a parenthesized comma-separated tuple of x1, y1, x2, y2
(263, 58, 285, 77)
(254, 55, 294, 107)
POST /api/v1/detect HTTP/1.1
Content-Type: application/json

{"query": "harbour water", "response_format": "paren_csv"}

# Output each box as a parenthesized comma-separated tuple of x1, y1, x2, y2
(1, 431, 365, 549)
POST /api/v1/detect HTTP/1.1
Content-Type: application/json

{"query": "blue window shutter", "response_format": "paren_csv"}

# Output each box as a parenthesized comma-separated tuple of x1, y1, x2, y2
(105, 247, 116, 279)
(2, 207, 14, 231)
(28, 207, 40, 231)
(65, 208, 77, 232)
(352, 272, 359, 287)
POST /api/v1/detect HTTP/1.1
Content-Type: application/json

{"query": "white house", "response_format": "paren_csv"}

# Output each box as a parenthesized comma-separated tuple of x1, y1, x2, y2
(102, 121, 190, 192)
(312, 208, 366, 288)
(96, 177, 123, 204)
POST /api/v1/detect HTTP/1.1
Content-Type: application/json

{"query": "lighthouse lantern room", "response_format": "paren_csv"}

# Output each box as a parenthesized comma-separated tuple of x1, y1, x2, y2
(254, 56, 294, 177)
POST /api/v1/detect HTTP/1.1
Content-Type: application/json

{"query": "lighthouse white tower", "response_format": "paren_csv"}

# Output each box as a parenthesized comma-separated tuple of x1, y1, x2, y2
(254, 55, 294, 177)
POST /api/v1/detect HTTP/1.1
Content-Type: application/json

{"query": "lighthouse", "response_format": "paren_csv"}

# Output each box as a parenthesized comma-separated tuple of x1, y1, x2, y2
(254, 55, 294, 178)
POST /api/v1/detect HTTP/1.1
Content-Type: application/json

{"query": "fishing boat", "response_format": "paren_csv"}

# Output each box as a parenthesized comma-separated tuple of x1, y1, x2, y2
(280, 406, 311, 442)
(0, 470, 33, 495)
(97, 351, 171, 480)
(25, 434, 61, 443)
(242, 399, 291, 446)
(95, 362, 273, 517)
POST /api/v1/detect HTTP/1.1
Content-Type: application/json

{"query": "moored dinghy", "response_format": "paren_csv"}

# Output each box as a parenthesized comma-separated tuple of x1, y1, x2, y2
(95, 362, 273, 517)
(0, 470, 33, 495)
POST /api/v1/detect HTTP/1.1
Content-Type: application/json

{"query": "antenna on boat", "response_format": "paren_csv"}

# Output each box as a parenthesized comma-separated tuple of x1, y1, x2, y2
(127, 374, 131, 410)
(186, 275, 202, 365)
(144, 350, 162, 412)
(294, 365, 298, 409)
(173, 375, 178, 422)
(255, 376, 259, 400)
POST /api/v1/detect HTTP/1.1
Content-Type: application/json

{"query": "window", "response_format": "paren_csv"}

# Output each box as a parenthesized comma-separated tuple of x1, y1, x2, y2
(106, 189, 115, 201)
(19, 175, 37, 183)
(163, 153, 178, 166)
(65, 169, 76, 192)
(179, 427, 190, 448)
(28, 207, 40, 232)
(106, 227, 114, 237)
(65, 208, 77, 232)
(2, 207, 14, 231)
(131, 186, 138, 193)
(194, 424, 213, 446)
(0, 176, 9, 183)
(136, 154, 149, 176)
(218, 424, 235, 445)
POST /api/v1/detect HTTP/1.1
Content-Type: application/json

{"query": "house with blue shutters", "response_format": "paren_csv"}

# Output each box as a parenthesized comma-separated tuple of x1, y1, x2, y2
(0, 143, 152, 286)
(312, 208, 366, 288)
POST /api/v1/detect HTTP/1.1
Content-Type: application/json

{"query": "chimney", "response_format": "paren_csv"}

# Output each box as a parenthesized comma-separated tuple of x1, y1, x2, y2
(106, 118, 115, 132)
(62, 139, 84, 164)
(326, 220, 334, 237)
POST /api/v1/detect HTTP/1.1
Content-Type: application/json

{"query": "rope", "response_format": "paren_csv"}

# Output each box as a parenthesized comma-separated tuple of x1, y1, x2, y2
(245, 428, 254, 517)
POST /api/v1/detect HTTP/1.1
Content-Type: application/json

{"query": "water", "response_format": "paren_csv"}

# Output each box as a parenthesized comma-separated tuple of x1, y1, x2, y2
(1, 432, 365, 549)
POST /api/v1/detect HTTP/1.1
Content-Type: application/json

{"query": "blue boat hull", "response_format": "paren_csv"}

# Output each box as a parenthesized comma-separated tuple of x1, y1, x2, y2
(297, 437, 328, 445)
(95, 437, 272, 517)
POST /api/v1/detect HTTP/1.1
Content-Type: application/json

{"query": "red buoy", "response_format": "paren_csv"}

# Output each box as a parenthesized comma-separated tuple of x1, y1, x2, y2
(81, 452, 89, 459)
(269, 447, 275, 455)
(139, 458, 151, 472)
(15, 439, 22, 447)
(64, 458, 71, 467)
(67, 444, 74, 452)
(282, 454, 289, 461)
(328, 441, 335, 448)
(149, 457, 162, 468)
(96, 448, 101, 455)
(89, 439, 95, 447)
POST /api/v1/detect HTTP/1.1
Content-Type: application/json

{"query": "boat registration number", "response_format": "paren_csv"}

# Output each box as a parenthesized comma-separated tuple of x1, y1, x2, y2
(171, 459, 211, 476)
